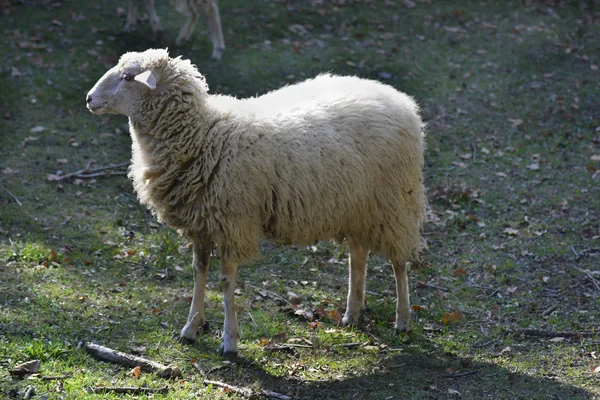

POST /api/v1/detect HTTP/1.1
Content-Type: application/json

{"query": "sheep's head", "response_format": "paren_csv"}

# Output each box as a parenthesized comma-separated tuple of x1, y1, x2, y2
(86, 48, 169, 117)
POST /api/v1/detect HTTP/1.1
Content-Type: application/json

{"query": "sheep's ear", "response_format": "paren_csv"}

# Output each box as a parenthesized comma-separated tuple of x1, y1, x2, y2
(135, 70, 159, 90)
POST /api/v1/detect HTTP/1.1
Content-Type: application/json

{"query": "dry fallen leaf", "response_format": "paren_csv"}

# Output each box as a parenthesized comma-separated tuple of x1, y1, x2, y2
(308, 321, 323, 330)
(131, 365, 141, 379)
(507, 118, 523, 128)
(30, 126, 46, 133)
(504, 228, 519, 236)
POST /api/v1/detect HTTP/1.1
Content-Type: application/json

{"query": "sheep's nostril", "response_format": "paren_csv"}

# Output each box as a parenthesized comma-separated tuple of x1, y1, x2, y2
(86, 95, 92, 104)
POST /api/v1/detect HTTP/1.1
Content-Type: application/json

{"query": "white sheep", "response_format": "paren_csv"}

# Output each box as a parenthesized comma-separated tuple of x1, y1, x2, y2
(86, 49, 427, 357)
(124, 0, 225, 60)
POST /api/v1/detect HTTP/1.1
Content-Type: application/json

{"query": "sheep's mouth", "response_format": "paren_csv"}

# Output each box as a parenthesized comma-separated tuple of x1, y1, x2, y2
(87, 104, 106, 114)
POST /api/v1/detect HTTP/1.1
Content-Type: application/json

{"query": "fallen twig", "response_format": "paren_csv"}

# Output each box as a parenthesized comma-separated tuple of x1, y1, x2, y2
(193, 361, 291, 399)
(264, 343, 312, 353)
(332, 342, 360, 349)
(23, 385, 35, 400)
(247, 284, 292, 305)
(89, 386, 169, 395)
(442, 370, 479, 378)
(541, 304, 558, 317)
(512, 329, 598, 339)
(48, 162, 129, 182)
(85, 342, 181, 378)
(571, 264, 600, 291)
(0, 184, 22, 206)
(416, 281, 449, 292)
(571, 246, 580, 260)
(473, 339, 496, 348)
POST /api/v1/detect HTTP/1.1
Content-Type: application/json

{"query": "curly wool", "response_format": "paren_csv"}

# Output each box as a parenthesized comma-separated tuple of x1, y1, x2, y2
(126, 49, 427, 264)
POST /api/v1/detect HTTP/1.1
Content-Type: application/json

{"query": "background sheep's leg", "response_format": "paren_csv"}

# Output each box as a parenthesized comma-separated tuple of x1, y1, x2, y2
(180, 240, 212, 343)
(391, 260, 411, 332)
(219, 260, 239, 358)
(124, 0, 138, 31)
(144, 0, 164, 34)
(176, 2, 200, 45)
(342, 236, 368, 326)
(202, 0, 225, 60)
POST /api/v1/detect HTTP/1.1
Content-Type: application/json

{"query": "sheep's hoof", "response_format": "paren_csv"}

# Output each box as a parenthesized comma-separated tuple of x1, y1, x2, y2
(218, 345, 238, 360)
(342, 314, 359, 327)
(395, 322, 409, 333)
(123, 23, 136, 32)
(211, 47, 224, 61)
(177, 335, 196, 345)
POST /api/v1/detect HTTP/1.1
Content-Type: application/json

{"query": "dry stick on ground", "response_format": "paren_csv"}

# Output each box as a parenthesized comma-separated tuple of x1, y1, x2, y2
(513, 330, 599, 339)
(85, 342, 181, 378)
(23, 385, 35, 400)
(0, 184, 22, 206)
(192, 362, 292, 400)
(50, 162, 129, 182)
(246, 283, 292, 305)
(442, 370, 479, 378)
(571, 264, 600, 291)
(89, 386, 169, 395)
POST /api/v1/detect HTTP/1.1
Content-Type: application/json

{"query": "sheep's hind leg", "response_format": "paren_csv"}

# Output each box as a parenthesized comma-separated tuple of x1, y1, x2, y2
(391, 259, 411, 332)
(219, 260, 239, 359)
(342, 236, 368, 327)
(202, 0, 225, 60)
(145, 0, 164, 34)
(124, 0, 138, 32)
(180, 240, 212, 343)
(176, 2, 200, 45)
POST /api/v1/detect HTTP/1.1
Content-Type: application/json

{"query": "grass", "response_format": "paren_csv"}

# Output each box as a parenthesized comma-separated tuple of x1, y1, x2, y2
(1, 0, 599, 398)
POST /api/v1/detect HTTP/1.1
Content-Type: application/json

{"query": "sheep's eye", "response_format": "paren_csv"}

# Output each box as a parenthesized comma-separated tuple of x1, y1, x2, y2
(122, 73, 134, 81)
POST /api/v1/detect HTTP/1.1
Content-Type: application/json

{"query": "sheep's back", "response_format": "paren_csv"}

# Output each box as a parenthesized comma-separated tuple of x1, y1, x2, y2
(213, 76, 426, 261)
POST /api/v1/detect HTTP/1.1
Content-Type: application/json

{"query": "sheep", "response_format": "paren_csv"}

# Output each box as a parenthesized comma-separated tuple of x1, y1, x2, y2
(124, 0, 225, 60)
(86, 48, 427, 357)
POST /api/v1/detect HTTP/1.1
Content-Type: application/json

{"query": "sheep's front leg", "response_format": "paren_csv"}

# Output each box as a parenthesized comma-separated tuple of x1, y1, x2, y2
(180, 240, 212, 343)
(144, 0, 164, 34)
(202, 0, 225, 60)
(392, 260, 411, 332)
(342, 236, 368, 327)
(124, 0, 138, 31)
(219, 260, 239, 358)
(176, 5, 200, 45)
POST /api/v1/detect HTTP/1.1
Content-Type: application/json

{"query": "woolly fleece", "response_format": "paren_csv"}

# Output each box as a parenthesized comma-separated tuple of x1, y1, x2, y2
(122, 49, 426, 265)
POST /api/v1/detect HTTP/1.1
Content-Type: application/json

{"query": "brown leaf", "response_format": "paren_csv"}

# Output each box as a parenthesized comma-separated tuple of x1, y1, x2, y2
(453, 268, 468, 276)
(445, 367, 458, 374)
(308, 321, 323, 330)
(130, 365, 141, 379)
(328, 309, 342, 325)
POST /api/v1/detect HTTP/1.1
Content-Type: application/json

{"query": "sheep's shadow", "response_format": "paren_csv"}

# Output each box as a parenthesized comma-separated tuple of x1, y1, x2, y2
(201, 343, 592, 400)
